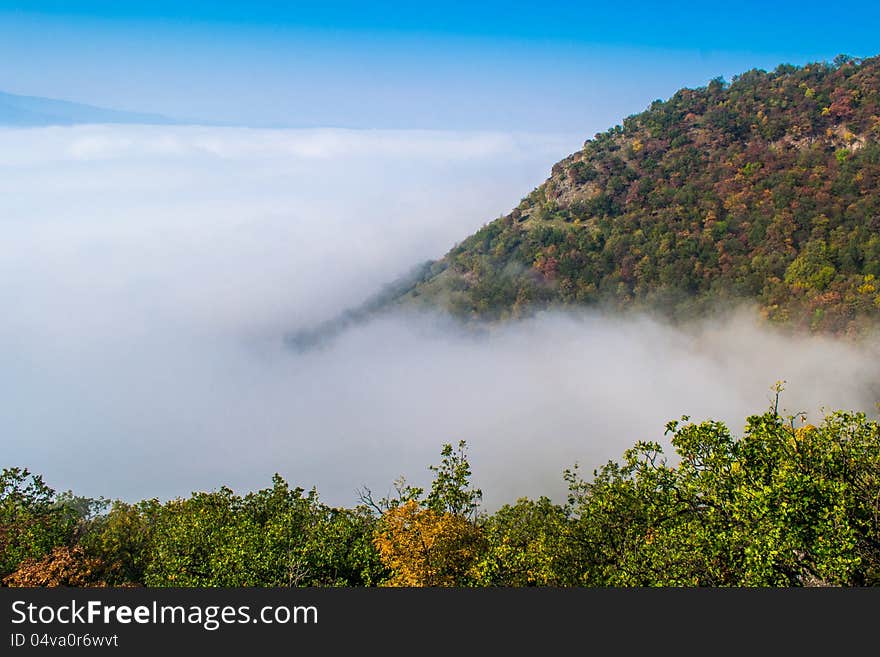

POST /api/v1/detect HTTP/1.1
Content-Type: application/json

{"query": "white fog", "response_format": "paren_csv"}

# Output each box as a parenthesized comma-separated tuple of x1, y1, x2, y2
(2, 125, 877, 509)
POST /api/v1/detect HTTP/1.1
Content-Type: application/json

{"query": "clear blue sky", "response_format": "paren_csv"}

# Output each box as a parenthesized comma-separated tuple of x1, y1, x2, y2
(1, 1, 878, 131)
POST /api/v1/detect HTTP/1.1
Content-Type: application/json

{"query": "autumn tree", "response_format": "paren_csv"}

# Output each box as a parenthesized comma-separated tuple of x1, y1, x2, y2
(373, 500, 483, 586)
(4, 546, 109, 587)
(372, 441, 484, 586)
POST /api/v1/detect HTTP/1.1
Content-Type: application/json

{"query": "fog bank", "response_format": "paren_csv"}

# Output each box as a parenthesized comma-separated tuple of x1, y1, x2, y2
(2, 126, 877, 509)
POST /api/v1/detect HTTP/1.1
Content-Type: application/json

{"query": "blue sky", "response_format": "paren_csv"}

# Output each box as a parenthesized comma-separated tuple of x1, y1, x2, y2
(1, 2, 878, 131)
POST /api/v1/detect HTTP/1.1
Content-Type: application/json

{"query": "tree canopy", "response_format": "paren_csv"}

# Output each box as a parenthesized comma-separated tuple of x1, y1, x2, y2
(3, 403, 878, 587)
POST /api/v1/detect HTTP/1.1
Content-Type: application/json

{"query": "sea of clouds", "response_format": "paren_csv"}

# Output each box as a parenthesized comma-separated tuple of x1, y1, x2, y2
(2, 125, 877, 509)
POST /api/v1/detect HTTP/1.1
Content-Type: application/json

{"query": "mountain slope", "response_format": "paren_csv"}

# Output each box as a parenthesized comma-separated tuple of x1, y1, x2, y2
(396, 55, 880, 334)
(0, 90, 176, 126)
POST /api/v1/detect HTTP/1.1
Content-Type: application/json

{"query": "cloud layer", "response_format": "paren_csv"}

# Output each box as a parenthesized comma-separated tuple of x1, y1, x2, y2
(2, 126, 877, 509)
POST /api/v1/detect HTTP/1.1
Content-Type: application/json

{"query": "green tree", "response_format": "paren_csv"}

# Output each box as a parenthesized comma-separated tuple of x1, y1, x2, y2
(426, 441, 483, 518)
(562, 405, 880, 586)
(144, 475, 384, 587)
(472, 497, 576, 586)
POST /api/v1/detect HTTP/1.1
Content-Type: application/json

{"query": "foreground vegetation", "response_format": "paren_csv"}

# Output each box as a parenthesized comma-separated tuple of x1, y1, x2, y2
(2, 404, 879, 587)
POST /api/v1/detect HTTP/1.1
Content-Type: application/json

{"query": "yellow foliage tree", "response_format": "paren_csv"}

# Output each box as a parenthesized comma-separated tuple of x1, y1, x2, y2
(373, 501, 483, 587)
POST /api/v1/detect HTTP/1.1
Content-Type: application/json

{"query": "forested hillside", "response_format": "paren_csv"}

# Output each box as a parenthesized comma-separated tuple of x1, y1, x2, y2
(3, 405, 879, 587)
(399, 55, 880, 333)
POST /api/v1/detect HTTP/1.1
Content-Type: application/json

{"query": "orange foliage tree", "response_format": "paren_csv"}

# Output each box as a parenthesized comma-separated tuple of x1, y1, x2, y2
(3, 546, 109, 587)
(373, 500, 483, 586)
(370, 441, 484, 586)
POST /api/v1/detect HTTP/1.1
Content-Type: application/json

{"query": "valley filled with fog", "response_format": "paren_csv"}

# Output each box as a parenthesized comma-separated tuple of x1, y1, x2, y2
(2, 125, 878, 508)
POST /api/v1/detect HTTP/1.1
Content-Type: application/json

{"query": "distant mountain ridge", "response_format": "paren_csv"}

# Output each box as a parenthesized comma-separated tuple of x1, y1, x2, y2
(0, 90, 178, 126)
